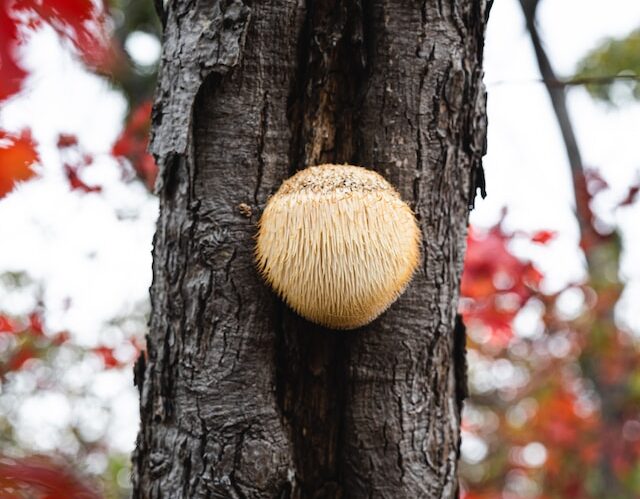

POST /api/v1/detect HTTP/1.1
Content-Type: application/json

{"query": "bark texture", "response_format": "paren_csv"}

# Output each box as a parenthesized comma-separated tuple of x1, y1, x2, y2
(133, 0, 490, 497)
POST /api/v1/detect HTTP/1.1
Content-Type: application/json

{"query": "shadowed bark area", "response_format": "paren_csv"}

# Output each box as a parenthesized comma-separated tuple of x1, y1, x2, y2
(132, 1, 490, 498)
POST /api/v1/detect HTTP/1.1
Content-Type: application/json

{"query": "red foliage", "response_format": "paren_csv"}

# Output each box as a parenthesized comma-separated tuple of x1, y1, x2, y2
(531, 230, 555, 244)
(56, 134, 102, 193)
(56, 133, 78, 149)
(28, 312, 44, 335)
(92, 346, 119, 369)
(573, 170, 616, 250)
(532, 385, 597, 449)
(0, 1, 29, 101)
(112, 101, 157, 191)
(0, 4, 154, 195)
(0, 311, 71, 379)
(0, 0, 112, 102)
(51, 330, 70, 345)
(64, 164, 101, 193)
(0, 314, 18, 333)
(460, 225, 541, 346)
(0, 129, 39, 198)
(620, 184, 639, 207)
(460, 181, 640, 497)
(0, 456, 101, 499)
(5, 344, 37, 371)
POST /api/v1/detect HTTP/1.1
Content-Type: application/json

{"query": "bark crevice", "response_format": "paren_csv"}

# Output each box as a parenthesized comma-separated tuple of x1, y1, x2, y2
(277, 0, 369, 495)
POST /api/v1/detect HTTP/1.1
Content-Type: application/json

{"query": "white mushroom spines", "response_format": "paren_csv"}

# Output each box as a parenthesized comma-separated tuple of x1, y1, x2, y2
(255, 164, 421, 330)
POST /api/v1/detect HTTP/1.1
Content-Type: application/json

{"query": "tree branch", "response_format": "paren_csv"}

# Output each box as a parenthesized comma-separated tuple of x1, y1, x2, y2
(518, 0, 598, 250)
(488, 74, 640, 88)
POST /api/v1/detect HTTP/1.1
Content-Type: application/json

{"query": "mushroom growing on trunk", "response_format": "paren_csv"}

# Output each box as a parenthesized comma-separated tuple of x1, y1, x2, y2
(256, 164, 420, 329)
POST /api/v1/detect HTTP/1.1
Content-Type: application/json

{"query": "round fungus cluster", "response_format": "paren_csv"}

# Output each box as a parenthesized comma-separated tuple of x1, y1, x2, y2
(255, 164, 420, 330)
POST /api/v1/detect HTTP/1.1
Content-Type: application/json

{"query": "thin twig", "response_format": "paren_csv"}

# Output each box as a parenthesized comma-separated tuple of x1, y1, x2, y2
(517, 0, 600, 257)
(487, 74, 640, 88)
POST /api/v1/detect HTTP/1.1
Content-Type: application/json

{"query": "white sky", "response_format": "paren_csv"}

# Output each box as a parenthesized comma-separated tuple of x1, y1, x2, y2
(0, 0, 639, 454)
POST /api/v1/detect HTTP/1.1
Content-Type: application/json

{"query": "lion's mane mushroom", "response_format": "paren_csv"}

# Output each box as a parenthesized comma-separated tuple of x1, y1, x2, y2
(255, 164, 421, 330)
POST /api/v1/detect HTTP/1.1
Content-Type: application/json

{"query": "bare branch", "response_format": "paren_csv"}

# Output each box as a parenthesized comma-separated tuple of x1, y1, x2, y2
(487, 74, 640, 88)
(518, 0, 593, 243)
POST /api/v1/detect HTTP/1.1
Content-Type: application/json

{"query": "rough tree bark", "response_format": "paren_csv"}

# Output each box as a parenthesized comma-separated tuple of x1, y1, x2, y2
(132, 1, 490, 497)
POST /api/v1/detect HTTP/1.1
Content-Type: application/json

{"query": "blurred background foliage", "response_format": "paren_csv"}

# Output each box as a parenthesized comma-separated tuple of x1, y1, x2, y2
(0, 0, 159, 497)
(107, 0, 160, 106)
(575, 29, 640, 104)
(0, 0, 639, 498)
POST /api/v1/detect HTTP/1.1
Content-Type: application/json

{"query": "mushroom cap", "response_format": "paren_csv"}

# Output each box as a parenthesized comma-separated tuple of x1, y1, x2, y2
(255, 164, 421, 330)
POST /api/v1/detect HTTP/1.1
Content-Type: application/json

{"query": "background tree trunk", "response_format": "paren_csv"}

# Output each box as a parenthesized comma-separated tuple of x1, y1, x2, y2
(132, 0, 490, 497)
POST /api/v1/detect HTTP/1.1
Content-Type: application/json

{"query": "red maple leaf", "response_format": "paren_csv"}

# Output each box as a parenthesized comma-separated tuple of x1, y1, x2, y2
(0, 129, 39, 197)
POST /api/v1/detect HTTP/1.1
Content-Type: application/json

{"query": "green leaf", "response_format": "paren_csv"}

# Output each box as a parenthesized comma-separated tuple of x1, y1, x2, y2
(574, 29, 640, 104)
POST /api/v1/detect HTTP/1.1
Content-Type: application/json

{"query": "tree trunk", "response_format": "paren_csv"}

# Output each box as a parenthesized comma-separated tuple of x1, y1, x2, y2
(132, 1, 490, 497)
